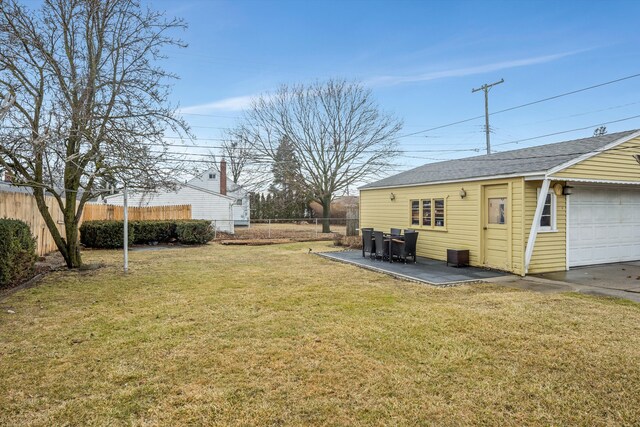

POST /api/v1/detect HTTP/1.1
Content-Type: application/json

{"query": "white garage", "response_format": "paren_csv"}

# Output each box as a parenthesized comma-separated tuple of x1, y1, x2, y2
(568, 184, 640, 267)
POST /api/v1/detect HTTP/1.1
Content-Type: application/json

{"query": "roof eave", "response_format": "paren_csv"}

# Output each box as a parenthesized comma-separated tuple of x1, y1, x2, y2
(359, 171, 546, 191)
(545, 129, 640, 176)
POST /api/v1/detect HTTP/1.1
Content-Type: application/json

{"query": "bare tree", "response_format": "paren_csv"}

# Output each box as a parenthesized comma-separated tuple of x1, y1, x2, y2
(0, 0, 190, 268)
(0, 93, 15, 120)
(242, 79, 402, 232)
(593, 126, 607, 137)
(208, 126, 270, 192)
(220, 127, 255, 184)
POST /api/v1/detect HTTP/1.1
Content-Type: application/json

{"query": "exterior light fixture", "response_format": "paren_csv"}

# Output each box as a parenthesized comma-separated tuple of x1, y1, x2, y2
(562, 185, 574, 196)
(459, 188, 467, 199)
(389, 192, 396, 201)
(553, 183, 564, 196)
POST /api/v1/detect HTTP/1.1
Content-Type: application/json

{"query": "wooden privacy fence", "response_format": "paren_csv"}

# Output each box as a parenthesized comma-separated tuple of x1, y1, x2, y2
(82, 203, 191, 221)
(0, 190, 192, 256)
(0, 191, 66, 256)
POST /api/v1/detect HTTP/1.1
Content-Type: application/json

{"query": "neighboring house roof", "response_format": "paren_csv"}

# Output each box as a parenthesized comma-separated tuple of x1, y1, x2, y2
(181, 181, 236, 201)
(333, 195, 359, 207)
(361, 129, 640, 189)
(0, 181, 85, 199)
(0, 181, 33, 194)
(104, 180, 237, 202)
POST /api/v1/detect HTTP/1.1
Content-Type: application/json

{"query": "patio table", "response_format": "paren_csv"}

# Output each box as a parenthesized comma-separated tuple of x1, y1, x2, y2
(384, 233, 405, 263)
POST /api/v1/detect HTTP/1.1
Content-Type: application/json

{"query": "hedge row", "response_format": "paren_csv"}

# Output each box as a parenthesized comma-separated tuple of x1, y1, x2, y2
(0, 219, 37, 289)
(79, 220, 215, 248)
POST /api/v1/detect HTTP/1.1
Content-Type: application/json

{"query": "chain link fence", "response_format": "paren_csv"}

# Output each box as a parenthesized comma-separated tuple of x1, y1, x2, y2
(212, 217, 359, 243)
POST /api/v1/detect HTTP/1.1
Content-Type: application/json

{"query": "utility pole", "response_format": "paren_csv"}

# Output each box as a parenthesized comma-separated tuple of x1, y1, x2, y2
(472, 78, 504, 154)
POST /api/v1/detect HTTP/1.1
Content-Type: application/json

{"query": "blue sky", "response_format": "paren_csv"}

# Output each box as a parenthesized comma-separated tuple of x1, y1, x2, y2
(154, 0, 640, 175)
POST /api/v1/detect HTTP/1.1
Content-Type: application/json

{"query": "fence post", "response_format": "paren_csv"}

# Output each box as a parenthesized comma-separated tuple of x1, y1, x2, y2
(346, 207, 358, 236)
(315, 218, 318, 238)
(268, 219, 271, 238)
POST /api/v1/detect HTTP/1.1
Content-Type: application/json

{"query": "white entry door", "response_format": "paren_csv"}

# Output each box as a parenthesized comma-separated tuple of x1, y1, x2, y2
(569, 185, 640, 267)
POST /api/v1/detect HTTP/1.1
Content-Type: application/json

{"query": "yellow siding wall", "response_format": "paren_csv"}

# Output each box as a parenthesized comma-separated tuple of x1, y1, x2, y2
(553, 136, 640, 182)
(524, 180, 567, 274)
(359, 178, 526, 275)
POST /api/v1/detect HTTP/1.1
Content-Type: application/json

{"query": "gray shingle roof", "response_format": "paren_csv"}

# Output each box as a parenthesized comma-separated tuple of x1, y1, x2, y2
(0, 181, 33, 194)
(361, 129, 639, 189)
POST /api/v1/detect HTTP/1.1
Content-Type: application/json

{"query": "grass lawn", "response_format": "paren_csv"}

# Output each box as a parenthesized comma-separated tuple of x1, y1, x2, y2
(1, 242, 640, 426)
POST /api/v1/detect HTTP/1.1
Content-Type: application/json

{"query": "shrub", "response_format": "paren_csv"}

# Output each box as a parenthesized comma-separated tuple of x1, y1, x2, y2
(80, 220, 135, 249)
(333, 234, 362, 249)
(175, 220, 215, 244)
(80, 219, 214, 248)
(131, 220, 176, 244)
(0, 219, 37, 289)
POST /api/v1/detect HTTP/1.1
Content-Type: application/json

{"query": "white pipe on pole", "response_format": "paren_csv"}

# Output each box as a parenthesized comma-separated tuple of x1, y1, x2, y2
(123, 185, 129, 273)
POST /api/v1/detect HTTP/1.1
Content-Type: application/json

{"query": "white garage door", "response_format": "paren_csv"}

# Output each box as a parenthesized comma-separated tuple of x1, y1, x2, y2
(569, 185, 640, 267)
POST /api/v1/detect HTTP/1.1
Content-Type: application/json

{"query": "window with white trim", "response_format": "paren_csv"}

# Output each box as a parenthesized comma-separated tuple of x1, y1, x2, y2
(410, 200, 420, 225)
(434, 198, 445, 227)
(422, 200, 431, 226)
(410, 198, 446, 228)
(538, 190, 556, 231)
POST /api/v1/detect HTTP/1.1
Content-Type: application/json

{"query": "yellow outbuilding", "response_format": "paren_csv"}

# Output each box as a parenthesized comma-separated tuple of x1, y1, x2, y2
(359, 129, 640, 275)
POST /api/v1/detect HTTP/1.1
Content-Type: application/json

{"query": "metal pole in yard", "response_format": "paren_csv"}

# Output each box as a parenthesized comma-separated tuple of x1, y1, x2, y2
(315, 218, 318, 238)
(268, 219, 271, 238)
(123, 184, 129, 273)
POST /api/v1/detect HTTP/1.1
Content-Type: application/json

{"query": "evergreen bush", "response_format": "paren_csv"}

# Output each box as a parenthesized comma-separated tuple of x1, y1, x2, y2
(80, 220, 135, 249)
(174, 220, 215, 244)
(80, 220, 214, 248)
(0, 219, 37, 289)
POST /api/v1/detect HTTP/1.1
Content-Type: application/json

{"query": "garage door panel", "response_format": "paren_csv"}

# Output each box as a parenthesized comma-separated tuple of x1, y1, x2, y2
(569, 186, 640, 267)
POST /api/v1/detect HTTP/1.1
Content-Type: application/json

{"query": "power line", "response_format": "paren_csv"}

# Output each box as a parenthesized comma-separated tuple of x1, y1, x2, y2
(499, 100, 640, 129)
(179, 112, 239, 119)
(397, 72, 640, 139)
(492, 114, 640, 148)
(491, 72, 640, 116)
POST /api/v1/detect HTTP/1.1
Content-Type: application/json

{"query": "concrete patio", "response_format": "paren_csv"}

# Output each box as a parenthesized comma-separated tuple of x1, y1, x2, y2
(318, 250, 640, 302)
(317, 250, 507, 286)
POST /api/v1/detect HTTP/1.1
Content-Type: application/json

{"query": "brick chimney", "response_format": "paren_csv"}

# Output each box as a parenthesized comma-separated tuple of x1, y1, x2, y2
(219, 160, 227, 195)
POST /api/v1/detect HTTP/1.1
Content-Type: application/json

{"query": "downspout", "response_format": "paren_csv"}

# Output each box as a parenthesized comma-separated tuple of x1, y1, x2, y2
(524, 178, 551, 274)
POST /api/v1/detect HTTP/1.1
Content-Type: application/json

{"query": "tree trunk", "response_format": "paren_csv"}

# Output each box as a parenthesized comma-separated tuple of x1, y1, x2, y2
(321, 195, 331, 233)
(64, 216, 83, 268)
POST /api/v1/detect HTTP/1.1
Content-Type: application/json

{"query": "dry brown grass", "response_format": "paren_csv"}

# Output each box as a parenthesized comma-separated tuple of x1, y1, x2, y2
(1, 242, 639, 426)
(224, 222, 347, 241)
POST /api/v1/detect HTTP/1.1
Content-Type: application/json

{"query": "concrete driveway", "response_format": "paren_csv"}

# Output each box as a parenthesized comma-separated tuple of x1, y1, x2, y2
(490, 261, 640, 303)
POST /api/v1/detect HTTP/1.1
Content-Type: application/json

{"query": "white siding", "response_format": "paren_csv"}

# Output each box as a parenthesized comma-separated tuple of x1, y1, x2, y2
(190, 170, 222, 193)
(103, 168, 252, 232)
(228, 185, 250, 226)
(106, 186, 235, 233)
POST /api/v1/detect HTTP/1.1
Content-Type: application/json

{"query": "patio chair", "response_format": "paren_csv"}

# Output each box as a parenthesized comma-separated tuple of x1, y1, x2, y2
(374, 231, 389, 261)
(390, 228, 402, 236)
(391, 231, 419, 264)
(404, 229, 415, 234)
(361, 228, 375, 258)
